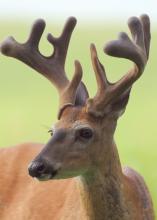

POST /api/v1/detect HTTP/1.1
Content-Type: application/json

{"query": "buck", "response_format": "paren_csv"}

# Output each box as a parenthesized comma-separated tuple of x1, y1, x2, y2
(0, 14, 154, 220)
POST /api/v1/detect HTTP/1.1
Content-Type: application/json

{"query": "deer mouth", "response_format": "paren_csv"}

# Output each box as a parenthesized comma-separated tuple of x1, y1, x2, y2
(35, 173, 52, 181)
(36, 170, 58, 181)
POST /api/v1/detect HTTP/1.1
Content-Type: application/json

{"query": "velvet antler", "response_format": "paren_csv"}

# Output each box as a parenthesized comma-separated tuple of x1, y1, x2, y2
(87, 14, 150, 116)
(0, 17, 88, 119)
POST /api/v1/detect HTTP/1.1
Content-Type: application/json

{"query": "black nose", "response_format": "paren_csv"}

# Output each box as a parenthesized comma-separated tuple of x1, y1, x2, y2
(28, 161, 48, 178)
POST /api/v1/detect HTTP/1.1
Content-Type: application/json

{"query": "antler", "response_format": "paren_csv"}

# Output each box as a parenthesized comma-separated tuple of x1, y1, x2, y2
(87, 14, 150, 116)
(0, 17, 88, 119)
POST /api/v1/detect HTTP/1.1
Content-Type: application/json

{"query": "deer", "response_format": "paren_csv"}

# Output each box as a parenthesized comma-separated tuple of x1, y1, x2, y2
(0, 14, 154, 220)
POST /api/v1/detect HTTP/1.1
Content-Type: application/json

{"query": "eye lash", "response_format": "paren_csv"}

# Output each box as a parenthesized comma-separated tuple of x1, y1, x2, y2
(48, 129, 53, 136)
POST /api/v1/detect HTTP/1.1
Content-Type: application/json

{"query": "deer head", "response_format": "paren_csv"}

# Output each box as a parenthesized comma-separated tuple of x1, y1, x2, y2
(0, 15, 150, 181)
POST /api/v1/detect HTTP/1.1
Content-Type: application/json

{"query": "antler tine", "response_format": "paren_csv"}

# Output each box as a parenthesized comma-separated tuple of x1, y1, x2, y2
(140, 14, 151, 58)
(86, 44, 110, 116)
(90, 44, 109, 93)
(58, 60, 83, 119)
(0, 17, 88, 119)
(27, 19, 46, 49)
(86, 44, 111, 115)
(128, 16, 145, 50)
(47, 17, 77, 67)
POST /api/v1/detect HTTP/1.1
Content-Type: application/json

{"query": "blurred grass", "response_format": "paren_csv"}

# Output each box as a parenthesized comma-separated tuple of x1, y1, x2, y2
(0, 20, 157, 215)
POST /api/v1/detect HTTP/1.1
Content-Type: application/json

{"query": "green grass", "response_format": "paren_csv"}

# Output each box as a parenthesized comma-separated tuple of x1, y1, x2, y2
(0, 20, 157, 215)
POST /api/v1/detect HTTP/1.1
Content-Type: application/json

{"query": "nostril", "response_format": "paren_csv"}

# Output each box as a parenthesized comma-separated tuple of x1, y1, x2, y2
(37, 163, 46, 173)
(28, 161, 46, 178)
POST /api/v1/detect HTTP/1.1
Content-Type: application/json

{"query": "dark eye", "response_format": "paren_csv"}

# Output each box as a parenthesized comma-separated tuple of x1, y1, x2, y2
(78, 128, 93, 139)
(48, 129, 53, 136)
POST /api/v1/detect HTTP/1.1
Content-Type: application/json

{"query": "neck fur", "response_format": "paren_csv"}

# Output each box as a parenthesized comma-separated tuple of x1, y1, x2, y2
(77, 141, 130, 220)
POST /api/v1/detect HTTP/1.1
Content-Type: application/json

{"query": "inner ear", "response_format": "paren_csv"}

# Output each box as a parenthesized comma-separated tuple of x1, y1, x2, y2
(110, 88, 131, 116)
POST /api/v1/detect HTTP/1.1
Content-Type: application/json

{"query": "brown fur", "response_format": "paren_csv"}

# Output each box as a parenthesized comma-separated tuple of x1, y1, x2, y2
(0, 128, 154, 219)
(0, 14, 154, 220)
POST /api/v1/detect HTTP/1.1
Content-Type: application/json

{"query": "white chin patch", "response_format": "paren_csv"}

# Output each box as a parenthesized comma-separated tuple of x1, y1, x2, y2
(35, 174, 52, 181)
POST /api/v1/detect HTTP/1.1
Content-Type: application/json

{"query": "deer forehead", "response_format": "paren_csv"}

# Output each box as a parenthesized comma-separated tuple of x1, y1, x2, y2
(52, 106, 101, 130)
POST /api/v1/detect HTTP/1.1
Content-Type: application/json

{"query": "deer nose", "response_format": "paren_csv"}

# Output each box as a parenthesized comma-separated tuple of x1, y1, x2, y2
(28, 160, 48, 178)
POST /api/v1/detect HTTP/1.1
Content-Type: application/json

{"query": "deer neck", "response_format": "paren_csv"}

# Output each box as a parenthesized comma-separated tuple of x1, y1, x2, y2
(77, 141, 130, 220)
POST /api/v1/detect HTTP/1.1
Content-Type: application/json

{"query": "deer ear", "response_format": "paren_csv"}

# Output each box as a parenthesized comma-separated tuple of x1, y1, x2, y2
(109, 88, 131, 117)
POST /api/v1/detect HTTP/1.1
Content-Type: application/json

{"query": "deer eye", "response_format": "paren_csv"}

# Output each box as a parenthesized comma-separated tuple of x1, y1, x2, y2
(78, 128, 93, 139)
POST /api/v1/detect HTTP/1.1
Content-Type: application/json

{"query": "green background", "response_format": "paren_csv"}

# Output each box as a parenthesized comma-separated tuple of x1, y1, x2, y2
(0, 20, 157, 214)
